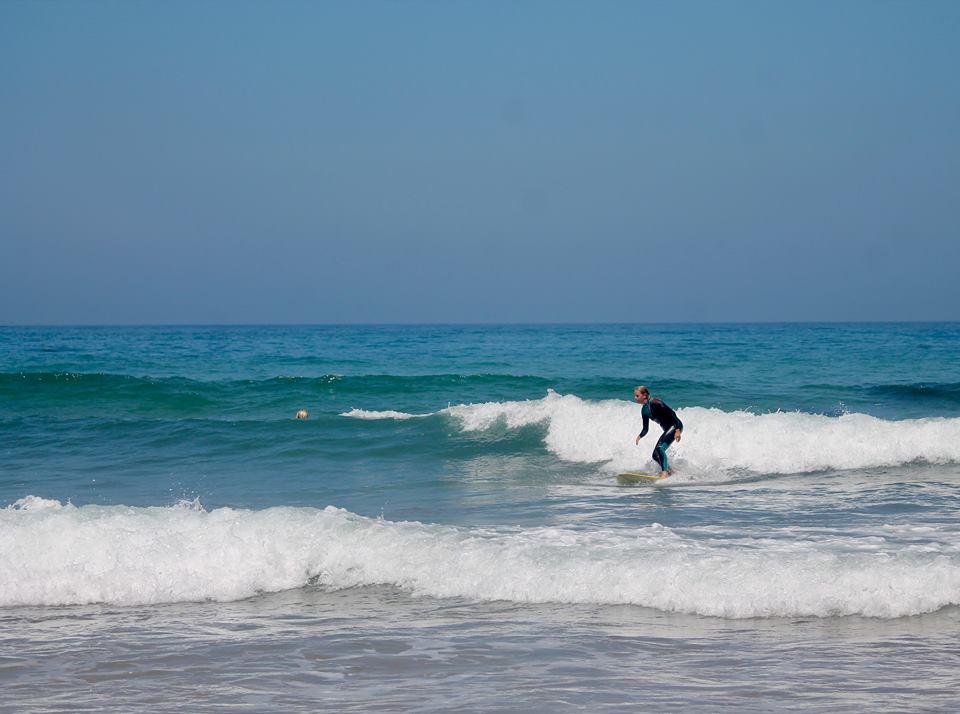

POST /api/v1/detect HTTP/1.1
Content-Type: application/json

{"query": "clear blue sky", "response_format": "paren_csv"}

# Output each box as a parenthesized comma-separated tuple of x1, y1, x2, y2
(2, 1, 958, 324)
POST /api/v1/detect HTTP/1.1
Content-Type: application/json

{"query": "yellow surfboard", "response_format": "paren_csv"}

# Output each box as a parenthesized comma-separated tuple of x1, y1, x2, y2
(616, 472, 665, 485)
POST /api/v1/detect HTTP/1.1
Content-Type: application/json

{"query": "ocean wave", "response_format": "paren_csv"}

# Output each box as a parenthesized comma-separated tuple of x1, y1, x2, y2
(0, 372, 553, 415)
(343, 391, 960, 474)
(1, 499, 957, 618)
(861, 381, 960, 404)
(7, 371, 959, 420)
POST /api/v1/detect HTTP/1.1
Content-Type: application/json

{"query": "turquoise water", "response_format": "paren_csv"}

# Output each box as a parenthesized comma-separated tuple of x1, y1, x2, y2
(2, 324, 960, 711)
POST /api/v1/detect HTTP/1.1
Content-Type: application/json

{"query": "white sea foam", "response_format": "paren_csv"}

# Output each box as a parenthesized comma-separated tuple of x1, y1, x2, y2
(349, 391, 960, 474)
(2, 499, 958, 617)
(7, 496, 65, 511)
(339, 408, 427, 420)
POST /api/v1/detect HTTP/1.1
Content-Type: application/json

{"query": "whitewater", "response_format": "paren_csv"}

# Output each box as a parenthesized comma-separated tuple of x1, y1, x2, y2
(344, 390, 960, 475)
(4, 497, 959, 619)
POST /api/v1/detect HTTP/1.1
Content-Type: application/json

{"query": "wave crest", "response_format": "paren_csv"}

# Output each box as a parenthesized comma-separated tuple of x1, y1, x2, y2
(346, 391, 960, 474)
(1, 500, 957, 618)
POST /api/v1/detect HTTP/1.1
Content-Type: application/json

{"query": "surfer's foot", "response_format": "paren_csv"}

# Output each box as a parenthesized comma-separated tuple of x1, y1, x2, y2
(659, 470, 671, 479)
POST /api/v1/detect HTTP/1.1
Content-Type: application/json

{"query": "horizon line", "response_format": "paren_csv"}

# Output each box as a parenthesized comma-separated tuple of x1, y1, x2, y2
(3, 319, 958, 329)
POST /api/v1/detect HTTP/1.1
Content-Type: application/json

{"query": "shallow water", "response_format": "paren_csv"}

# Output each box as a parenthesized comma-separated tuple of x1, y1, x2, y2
(4, 591, 958, 712)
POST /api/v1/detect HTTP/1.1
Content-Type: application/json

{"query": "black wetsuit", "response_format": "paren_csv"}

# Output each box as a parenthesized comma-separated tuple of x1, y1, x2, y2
(639, 398, 683, 471)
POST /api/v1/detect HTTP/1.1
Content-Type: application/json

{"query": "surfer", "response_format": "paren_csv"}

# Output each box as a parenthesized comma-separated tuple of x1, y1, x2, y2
(634, 386, 683, 478)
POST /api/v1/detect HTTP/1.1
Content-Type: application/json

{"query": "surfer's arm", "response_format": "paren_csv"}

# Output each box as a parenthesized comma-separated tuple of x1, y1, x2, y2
(635, 413, 649, 444)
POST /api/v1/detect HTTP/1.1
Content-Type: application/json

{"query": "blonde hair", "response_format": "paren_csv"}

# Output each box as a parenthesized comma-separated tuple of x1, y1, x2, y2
(634, 385, 649, 397)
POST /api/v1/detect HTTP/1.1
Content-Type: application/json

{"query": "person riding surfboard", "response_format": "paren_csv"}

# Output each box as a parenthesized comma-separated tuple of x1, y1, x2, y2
(634, 385, 683, 478)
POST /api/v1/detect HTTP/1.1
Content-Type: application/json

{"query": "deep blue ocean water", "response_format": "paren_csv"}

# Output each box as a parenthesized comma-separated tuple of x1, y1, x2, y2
(2, 323, 959, 712)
